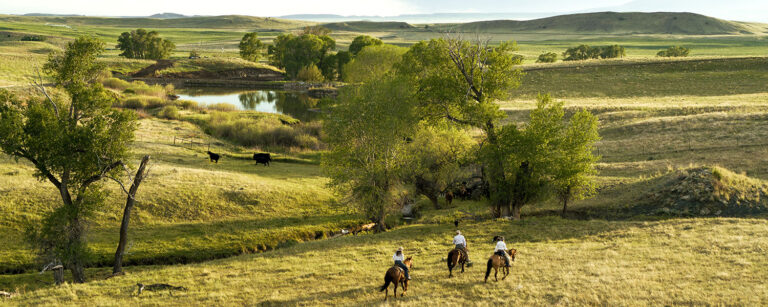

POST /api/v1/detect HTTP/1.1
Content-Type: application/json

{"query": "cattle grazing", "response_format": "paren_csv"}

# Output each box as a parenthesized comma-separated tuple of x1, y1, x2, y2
(206, 151, 220, 163)
(253, 153, 272, 166)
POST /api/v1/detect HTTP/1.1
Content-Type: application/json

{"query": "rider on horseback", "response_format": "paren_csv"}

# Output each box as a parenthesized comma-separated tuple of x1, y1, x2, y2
(393, 247, 411, 280)
(494, 236, 512, 267)
(453, 230, 470, 263)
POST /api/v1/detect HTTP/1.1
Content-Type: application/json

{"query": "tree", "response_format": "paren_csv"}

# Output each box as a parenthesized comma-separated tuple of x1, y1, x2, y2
(269, 33, 337, 79)
(600, 45, 626, 59)
(349, 35, 383, 56)
(552, 110, 600, 216)
(116, 29, 175, 60)
(403, 125, 475, 209)
(113, 155, 151, 274)
(396, 37, 524, 218)
(562, 45, 601, 61)
(334, 50, 351, 81)
(296, 64, 324, 82)
(536, 52, 558, 63)
(239, 32, 265, 62)
(657, 46, 690, 57)
(322, 76, 418, 231)
(0, 36, 137, 283)
(301, 25, 332, 36)
(343, 44, 407, 83)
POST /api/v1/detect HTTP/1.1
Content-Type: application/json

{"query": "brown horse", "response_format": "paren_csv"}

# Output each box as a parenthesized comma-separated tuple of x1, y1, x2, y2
(379, 257, 413, 301)
(484, 249, 516, 283)
(447, 248, 468, 277)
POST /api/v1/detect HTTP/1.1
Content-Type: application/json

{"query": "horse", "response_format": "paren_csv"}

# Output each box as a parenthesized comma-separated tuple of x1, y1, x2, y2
(447, 248, 468, 278)
(484, 248, 516, 283)
(379, 257, 413, 301)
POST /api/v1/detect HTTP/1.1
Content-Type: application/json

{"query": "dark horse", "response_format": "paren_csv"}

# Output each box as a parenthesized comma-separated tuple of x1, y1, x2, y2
(447, 248, 468, 277)
(484, 248, 516, 283)
(206, 151, 220, 163)
(379, 257, 413, 301)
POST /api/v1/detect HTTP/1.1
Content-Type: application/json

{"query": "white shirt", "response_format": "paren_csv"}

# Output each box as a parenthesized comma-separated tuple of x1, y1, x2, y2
(453, 235, 466, 246)
(495, 241, 507, 252)
(393, 253, 404, 262)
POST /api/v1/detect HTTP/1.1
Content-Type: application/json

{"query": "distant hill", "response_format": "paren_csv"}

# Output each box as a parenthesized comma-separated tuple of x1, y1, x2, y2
(149, 13, 189, 19)
(446, 12, 753, 35)
(0, 15, 312, 30)
(321, 21, 414, 32)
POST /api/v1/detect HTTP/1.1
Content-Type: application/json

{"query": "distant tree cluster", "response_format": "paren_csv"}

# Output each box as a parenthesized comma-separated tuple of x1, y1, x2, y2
(116, 29, 175, 59)
(348, 35, 382, 56)
(657, 46, 690, 57)
(563, 44, 626, 61)
(20, 35, 46, 42)
(238, 32, 265, 62)
(536, 52, 558, 63)
(268, 26, 336, 80)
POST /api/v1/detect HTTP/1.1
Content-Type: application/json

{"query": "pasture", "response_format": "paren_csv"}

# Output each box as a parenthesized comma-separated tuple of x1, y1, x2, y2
(0, 13, 768, 306)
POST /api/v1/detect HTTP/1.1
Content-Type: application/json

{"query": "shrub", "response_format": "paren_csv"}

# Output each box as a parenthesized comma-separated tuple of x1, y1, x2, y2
(203, 112, 323, 150)
(20, 35, 46, 42)
(176, 99, 199, 110)
(296, 65, 324, 82)
(158, 106, 180, 119)
(207, 103, 237, 112)
(123, 96, 148, 109)
(102, 77, 131, 90)
(536, 52, 558, 63)
(657, 46, 690, 57)
(563, 45, 601, 61)
(600, 45, 626, 59)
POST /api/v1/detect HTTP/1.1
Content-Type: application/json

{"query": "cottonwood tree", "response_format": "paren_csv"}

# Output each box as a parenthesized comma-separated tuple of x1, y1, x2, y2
(552, 110, 600, 216)
(322, 76, 418, 232)
(396, 36, 525, 217)
(239, 32, 265, 62)
(112, 155, 151, 275)
(348, 35, 383, 56)
(343, 44, 407, 83)
(116, 29, 175, 60)
(0, 36, 137, 282)
(403, 125, 475, 209)
(268, 33, 336, 79)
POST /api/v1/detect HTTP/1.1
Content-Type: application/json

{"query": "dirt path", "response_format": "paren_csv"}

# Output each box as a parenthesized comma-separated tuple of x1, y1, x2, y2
(131, 59, 175, 78)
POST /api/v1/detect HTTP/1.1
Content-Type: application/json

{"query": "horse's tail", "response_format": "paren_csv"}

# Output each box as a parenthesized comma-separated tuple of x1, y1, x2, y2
(447, 251, 454, 269)
(379, 274, 392, 292)
(485, 258, 493, 281)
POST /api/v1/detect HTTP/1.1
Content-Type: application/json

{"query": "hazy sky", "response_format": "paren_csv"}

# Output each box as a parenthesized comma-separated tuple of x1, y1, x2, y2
(2, 0, 767, 21)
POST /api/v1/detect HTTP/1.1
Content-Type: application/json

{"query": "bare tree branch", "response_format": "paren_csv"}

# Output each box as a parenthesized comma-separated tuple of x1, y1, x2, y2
(32, 68, 59, 117)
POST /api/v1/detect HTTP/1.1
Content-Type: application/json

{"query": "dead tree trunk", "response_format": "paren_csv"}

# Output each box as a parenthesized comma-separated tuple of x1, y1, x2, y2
(113, 155, 151, 275)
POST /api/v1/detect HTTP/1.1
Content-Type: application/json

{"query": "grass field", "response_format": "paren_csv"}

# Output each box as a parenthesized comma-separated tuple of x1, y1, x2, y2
(1, 12, 768, 306)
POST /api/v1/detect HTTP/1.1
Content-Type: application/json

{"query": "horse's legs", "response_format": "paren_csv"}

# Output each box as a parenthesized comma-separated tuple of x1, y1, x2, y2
(401, 280, 407, 297)
(502, 266, 509, 280)
(461, 261, 465, 273)
(494, 268, 499, 282)
(393, 280, 398, 298)
(383, 286, 388, 301)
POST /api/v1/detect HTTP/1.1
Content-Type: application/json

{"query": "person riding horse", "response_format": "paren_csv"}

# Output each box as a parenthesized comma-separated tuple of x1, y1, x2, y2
(494, 236, 512, 267)
(393, 247, 411, 280)
(453, 230, 470, 263)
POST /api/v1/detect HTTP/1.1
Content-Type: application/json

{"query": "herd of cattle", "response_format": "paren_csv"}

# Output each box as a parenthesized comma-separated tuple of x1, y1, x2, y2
(205, 151, 272, 166)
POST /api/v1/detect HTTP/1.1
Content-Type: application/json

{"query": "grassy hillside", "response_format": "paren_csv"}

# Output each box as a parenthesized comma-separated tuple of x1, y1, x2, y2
(445, 12, 754, 35)
(0, 15, 313, 30)
(322, 21, 414, 32)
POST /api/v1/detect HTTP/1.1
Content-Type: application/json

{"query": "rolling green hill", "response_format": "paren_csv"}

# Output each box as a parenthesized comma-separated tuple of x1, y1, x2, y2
(443, 12, 754, 35)
(0, 14, 313, 30)
(321, 21, 414, 32)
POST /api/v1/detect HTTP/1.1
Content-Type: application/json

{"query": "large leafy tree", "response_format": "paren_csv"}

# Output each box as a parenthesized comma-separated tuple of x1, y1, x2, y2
(396, 37, 525, 217)
(0, 36, 137, 282)
(552, 109, 600, 216)
(343, 44, 407, 83)
(239, 32, 265, 62)
(348, 35, 383, 56)
(322, 76, 418, 231)
(269, 33, 337, 79)
(116, 29, 175, 60)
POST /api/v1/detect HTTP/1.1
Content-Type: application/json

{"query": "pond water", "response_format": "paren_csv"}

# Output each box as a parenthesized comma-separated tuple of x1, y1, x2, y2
(176, 88, 326, 121)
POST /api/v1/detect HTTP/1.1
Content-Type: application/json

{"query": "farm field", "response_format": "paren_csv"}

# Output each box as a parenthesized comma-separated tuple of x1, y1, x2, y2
(1, 11, 768, 306)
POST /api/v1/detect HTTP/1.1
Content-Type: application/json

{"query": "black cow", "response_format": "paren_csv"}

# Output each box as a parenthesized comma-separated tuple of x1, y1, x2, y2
(206, 151, 220, 163)
(253, 153, 272, 166)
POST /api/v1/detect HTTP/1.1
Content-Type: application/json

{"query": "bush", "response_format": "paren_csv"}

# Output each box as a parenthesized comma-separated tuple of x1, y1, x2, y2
(657, 46, 690, 57)
(204, 112, 323, 150)
(20, 35, 46, 42)
(102, 77, 131, 90)
(600, 45, 626, 59)
(158, 106, 180, 119)
(122, 96, 166, 109)
(296, 65, 324, 82)
(563, 45, 601, 61)
(176, 99, 199, 110)
(207, 103, 237, 112)
(536, 52, 558, 63)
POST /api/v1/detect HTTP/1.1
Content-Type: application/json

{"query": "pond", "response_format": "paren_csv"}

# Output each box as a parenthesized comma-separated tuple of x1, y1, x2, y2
(176, 87, 327, 122)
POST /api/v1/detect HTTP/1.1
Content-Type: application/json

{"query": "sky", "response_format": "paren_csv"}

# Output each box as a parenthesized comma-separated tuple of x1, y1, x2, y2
(2, 0, 767, 22)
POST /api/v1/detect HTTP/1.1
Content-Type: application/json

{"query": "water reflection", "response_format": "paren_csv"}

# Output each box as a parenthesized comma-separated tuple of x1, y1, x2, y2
(176, 88, 324, 122)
